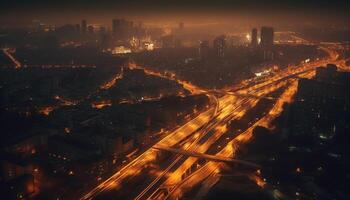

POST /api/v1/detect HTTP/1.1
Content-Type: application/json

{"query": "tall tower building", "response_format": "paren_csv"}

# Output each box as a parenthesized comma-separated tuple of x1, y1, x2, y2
(251, 28, 258, 48)
(260, 26, 274, 48)
(213, 35, 226, 58)
(260, 26, 274, 60)
(81, 19, 87, 34)
(199, 40, 210, 59)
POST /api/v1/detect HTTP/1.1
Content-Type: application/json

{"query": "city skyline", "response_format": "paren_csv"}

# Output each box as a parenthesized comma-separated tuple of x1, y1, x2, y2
(1, 1, 350, 200)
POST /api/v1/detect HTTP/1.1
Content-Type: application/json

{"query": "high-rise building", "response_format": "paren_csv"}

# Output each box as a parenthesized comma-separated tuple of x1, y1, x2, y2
(199, 40, 210, 59)
(260, 26, 274, 48)
(81, 19, 87, 34)
(260, 27, 274, 60)
(251, 28, 258, 47)
(213, 35, 226, 58)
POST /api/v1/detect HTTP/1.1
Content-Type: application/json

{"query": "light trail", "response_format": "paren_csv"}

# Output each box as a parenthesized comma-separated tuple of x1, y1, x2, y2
(2, 48, 22, 69)
(165, 80, 299, 200)
(81, 107, 216, 200)
(128, 62, 206, 94)
(100, 69, 123, 90)
(134, 77, 291, 199)
(144, 81, 290, 199)
(139, 43, 347, 200)
(81, 41, 349, 200)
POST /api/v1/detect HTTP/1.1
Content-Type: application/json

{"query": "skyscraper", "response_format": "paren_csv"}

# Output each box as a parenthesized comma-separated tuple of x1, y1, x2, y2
(251, 28, 258, 48)
(213, 35, 226, 58)
(199, 40, 210, 59)
(260, 27, 274, 60)
(260, 26, 274, 48)
(81, 19, 87, 34)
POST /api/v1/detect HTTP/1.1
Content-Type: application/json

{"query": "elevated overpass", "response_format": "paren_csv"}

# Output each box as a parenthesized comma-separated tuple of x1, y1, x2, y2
(153, 145, 260, 169)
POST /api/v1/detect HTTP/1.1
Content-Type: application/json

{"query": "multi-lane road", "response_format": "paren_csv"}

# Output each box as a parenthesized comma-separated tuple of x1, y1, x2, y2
(2, 48, 22, 68)
(81, 42, 349, 200)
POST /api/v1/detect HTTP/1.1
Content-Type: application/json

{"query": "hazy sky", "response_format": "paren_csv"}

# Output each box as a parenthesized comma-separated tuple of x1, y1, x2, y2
(1, 0, 349, 9)
(0, 0, 349, 27)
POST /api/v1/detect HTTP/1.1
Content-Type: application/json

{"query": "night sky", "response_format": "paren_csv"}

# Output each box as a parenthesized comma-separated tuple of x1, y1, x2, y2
(0, 0, 349, 26)
(1, 0, 350, 10)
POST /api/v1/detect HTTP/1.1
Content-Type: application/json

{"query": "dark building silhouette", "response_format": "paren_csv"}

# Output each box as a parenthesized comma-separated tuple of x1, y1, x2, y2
(291, 64, 350, 139)
(315, 64, 338, 82)
(213, 35, 226, 58)
(81, 19, 87, 34)
(251, 28, 258, 48)
(260, 26, 274, 60)
(260, 26, 274, 48)
(199, 40, 210, 59)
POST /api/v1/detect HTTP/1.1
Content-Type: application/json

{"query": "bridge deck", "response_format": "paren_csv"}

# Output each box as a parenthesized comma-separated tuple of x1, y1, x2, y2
(153, 145, 260, 168)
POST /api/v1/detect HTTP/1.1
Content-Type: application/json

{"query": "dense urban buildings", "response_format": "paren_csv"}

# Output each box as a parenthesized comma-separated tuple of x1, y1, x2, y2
(1, 0, 350, 200)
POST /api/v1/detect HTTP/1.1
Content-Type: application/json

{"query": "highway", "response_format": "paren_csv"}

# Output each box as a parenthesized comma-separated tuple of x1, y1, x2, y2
(152, 45, 349, 200)
(152, 145, 261, 168)
(2, 48, 22, 68)
(81, 41, 350, 200)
